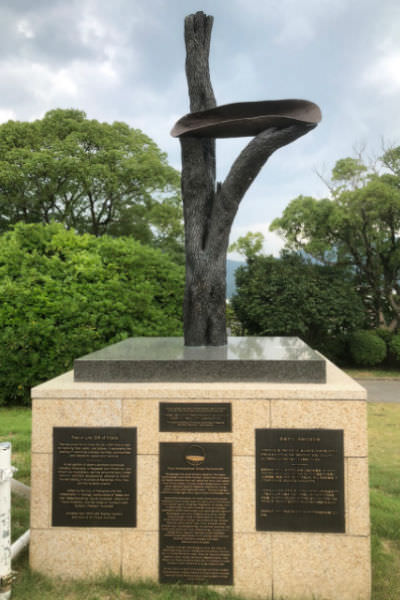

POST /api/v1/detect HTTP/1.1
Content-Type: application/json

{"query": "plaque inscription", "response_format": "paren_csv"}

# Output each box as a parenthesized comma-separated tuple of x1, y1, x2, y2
(159, 403, 231, 432)
(256, 429, 344, 533)
(159, 442, 233, 585)
(52, 427, 136, 527)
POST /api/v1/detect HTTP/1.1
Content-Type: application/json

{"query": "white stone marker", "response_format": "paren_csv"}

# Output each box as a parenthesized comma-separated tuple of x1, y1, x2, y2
(0, 443, 12, 600)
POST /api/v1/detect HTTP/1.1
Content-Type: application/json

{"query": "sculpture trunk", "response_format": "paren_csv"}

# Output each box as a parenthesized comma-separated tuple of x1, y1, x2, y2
(180, 132, 228, 346)
(181, 13, 224, 346)
(183, 249, 228, 346)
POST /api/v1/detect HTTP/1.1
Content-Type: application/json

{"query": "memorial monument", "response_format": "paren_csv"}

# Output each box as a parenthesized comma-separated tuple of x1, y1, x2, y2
(29, 12, 371, 600)
(176, 11, 321, 347)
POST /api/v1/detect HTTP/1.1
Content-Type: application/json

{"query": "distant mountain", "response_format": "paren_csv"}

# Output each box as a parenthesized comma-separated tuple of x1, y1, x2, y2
(226, 259, 244, 298)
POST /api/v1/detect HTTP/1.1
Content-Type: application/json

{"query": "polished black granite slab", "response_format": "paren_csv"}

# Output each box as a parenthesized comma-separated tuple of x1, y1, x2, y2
(74, 337, 326, 383)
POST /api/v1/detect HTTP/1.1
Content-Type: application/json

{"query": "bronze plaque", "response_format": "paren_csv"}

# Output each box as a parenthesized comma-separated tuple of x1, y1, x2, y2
(256, 429, 344, 533)
(52, 427, 136, 527)
(159, 442, 233, 585)
(159, 403, 231, 432)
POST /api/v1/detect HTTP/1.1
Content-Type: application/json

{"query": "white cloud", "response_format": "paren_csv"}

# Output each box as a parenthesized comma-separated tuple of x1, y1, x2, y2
(228, 222, 285, 260)
(0, 108, 16, 123)
(77, 5, 125, 82)
(0, 54, 125, 121)
(363, 45, 400, 94)
(52, 68, 79, 98)
(235, 0, 347, 45)
(79, 11, 107, 45)
(17, 19, 35, 39)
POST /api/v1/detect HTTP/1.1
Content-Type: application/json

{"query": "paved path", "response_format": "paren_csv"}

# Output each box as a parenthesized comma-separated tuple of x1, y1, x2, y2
(355, 379, 400, 403)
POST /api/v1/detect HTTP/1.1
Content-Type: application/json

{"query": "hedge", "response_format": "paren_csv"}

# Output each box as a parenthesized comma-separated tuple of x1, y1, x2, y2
(0, 223, 184, 405)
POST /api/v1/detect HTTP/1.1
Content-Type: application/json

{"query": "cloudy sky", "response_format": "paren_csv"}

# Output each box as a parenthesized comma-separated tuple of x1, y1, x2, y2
(2, 0, 400, 256)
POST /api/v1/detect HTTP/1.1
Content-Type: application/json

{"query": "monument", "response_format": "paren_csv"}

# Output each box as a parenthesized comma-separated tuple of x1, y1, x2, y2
(175, 11, 321, 347)
(29, 12, 371, 600)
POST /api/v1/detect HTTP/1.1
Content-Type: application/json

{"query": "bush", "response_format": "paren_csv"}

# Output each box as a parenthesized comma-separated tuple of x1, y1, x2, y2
(349, 330, 387, 367)
(375, 328, 394, 345)
(389, 334, 400, 362)
(316, 334, 349, 366)
(232, 253, 366, 350)
(0, 223, 184, 406)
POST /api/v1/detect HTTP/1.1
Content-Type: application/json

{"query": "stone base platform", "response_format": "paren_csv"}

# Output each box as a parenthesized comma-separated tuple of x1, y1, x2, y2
(30, 358, 370, 600)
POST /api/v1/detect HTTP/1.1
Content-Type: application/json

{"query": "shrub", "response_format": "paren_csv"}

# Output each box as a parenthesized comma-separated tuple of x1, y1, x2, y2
(375, 329, 394, 345)
(349, 330, 387, 367)
(0, 223, 184, 406)
(316, 334, 349, 366)
(389, 334, 400, 362)
(232, 253, 366, 345)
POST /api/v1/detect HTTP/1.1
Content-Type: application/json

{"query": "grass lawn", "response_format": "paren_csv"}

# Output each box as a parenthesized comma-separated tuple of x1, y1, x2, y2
(368, 403, 400, 600)
(345, 368, 400, 379)
(0, 403, 399, 600)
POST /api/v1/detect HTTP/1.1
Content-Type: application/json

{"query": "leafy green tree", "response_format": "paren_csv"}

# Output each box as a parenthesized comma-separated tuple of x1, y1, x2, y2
(0, 223, 184, 405)
(231, 252, 366, 357)
(270, 154, 400, 330)
(0, 109, 184, 261)
(229, 232, 264, 261)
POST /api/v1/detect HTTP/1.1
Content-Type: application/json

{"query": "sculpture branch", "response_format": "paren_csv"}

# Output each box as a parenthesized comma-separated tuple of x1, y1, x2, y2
(208, 123, 315, 254)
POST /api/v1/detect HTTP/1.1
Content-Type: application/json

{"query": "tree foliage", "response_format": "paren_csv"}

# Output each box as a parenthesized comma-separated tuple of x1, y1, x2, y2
(389, 334, 400, 362)
(270, 152, 400, 330)
(231, 252, 366, 357)
(0, 109, 184, 261)
(348, 330, 387, 367)
(229, 232, 264, 261)
(0, 223, 184, 405)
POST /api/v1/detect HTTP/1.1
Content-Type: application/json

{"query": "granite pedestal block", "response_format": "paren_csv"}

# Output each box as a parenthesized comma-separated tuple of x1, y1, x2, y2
(30, 339, 371, 600)
(74, 336, 326, 383)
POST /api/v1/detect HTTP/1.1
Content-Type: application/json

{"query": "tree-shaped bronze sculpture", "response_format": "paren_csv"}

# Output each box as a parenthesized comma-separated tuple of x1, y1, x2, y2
(172, 12, 321, 347)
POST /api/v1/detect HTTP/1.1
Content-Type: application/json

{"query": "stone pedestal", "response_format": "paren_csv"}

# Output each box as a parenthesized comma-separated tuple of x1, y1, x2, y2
(30, 340, 370, 600)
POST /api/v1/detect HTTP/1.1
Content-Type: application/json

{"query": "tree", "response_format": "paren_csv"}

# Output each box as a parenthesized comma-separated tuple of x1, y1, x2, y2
(0, 109, 184, 261)
(229, 232, 264, 262)
(231, 252, 366, 353)
(0, 222, 184, 405)
(270, 153, 400, 330)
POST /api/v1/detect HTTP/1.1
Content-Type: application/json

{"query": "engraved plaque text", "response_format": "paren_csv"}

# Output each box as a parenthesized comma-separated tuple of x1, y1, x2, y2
(52, 427, 136, 527)
(256, 428, 344, 533)
(159, 403, 231, 432)
(159, 442, 233, 585)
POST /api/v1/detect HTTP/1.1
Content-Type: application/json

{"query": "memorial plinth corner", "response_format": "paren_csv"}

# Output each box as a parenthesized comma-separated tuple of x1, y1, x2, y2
(30, 336, 371, 600)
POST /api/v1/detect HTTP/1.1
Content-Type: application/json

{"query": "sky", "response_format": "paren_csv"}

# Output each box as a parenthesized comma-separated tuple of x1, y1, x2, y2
(1, 0, 400, 258)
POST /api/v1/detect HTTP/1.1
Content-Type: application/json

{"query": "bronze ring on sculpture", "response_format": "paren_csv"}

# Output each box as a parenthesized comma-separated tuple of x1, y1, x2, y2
(171, 99, 322, 139)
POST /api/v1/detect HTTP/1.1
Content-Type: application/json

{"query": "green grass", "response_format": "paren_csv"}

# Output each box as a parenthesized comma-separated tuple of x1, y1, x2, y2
(345, 367, 400, 379)
(0, 408, 31, 542)
(1, 404, 400, 600)
(0, 407, 31, 484)
(8, 572, 247, 600)
(368, 403, 400, 600)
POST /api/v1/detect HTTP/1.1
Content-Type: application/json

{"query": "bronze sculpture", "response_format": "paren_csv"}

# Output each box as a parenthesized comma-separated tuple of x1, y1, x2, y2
(172, 12, 321, 347)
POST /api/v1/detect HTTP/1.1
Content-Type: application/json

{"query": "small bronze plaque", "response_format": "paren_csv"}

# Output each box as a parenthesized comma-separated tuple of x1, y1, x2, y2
(256, 429, 344, 533)
(159, 403, 231, 432)
(159, 442, 233, 585)
(52, 427, 136, 527)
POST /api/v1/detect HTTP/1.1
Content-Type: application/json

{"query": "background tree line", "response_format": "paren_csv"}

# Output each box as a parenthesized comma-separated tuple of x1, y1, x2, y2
(0, 109, 186, 405)
(0, 108, 184, 262)
(231, 148, 400, 368)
